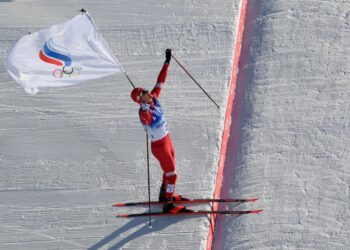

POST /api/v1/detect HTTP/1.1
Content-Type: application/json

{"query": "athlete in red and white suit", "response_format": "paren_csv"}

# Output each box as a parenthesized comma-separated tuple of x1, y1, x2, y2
(131, 50, 185, 213)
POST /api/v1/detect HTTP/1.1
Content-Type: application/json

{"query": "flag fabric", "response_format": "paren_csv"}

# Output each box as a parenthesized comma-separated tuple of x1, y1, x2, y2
(4, 12, 124, 95)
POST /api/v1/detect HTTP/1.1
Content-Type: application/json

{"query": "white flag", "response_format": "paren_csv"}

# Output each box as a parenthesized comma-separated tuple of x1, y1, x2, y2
(4, 12, 123, 95)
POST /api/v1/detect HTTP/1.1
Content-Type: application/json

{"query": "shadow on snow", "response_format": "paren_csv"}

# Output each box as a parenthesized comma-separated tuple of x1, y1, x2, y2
(88, 216, 188, 250)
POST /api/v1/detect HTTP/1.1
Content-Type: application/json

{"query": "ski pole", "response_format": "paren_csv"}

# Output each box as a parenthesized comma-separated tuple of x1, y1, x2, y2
(171, 54, 220, 109)
(145, 121, 152, 228)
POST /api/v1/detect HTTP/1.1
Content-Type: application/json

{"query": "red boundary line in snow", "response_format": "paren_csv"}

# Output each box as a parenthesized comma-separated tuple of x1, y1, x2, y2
(206, 0, 249, 249)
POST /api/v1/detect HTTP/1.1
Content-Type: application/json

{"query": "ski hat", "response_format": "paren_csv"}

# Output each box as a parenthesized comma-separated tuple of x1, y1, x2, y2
(130, 87, 145, 103)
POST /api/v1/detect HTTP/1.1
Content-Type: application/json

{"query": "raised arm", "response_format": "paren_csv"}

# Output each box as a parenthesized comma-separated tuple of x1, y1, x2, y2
(151, 49, 172, 98)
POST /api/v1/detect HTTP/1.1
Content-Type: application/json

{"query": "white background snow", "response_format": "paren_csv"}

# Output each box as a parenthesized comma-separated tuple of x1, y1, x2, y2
(1, 0, 349, 250)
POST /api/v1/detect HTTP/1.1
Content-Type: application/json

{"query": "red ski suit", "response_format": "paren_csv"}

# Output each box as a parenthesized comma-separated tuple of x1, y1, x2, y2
(138, 63, 177, 198)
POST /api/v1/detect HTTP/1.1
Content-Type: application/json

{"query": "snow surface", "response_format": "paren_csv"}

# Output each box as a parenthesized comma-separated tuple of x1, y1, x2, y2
(0, 0, 240, 249)
(214, 0, 350, 249)
(2, 0, 348, 249)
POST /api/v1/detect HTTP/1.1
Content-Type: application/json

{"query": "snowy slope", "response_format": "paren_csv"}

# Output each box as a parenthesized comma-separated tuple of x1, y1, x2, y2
(0, 0, 240, 249)
(214, 0, 350, 249)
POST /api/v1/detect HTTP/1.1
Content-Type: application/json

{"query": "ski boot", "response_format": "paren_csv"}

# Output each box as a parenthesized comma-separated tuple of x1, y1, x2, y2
(163, 195, 191, 214)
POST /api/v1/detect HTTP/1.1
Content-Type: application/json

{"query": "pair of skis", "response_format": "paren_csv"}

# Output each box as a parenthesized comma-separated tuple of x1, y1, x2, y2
(113, 197, 263, 217)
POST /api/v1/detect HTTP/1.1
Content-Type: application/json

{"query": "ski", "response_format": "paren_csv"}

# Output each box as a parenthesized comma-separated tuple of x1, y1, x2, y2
(116, 209, 263, 218)
(113, 197, 258, 207)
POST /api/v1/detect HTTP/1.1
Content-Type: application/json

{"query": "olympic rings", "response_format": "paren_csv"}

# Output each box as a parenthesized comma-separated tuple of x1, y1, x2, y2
(63, 66, 74, 74)
(53, 69, 64, 78)
(52, 66, 82, 78)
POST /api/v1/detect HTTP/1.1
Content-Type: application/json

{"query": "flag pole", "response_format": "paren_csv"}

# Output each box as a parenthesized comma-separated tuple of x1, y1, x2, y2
(124, 72, 136, 89)
(80, 9, 136, 89)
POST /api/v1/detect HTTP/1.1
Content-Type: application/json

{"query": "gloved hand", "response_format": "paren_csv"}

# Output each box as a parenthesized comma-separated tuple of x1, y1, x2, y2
(140, 102, 150, 111)
(165, 48, 172, 63)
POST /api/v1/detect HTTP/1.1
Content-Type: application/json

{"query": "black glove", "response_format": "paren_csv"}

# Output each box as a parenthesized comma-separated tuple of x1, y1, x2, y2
(165, 48, 172, 63)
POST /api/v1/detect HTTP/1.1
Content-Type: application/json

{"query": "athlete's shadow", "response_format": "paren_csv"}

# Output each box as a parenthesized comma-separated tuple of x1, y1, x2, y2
(88, 216, 187, 250)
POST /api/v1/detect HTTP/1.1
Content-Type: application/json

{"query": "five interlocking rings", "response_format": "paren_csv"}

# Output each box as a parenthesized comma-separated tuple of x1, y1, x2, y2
(52, 66, 82, 78)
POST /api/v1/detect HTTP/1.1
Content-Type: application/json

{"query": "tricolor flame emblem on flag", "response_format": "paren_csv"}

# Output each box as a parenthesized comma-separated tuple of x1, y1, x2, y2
(39, 38, 81, 78)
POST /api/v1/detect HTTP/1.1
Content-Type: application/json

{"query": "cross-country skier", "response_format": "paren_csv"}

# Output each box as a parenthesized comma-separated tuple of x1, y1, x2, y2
(130, 49, 187, 213)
